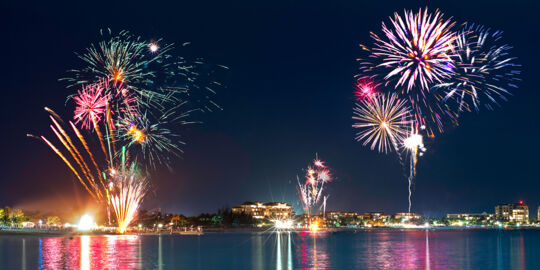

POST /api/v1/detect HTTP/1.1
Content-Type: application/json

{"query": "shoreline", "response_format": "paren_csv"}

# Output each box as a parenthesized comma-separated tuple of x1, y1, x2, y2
(2, 226, 540, 237)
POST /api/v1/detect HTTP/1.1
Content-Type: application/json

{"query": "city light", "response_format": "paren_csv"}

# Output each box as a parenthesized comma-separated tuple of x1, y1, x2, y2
(309, 222, 320, 232)
(274, 219, 294, 230)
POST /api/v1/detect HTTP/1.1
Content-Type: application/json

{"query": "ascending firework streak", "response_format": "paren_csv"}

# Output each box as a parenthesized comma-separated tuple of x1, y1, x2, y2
(29, 108, 107, 200)
(30, 108, 150, 232)
(297, 156, 332, 218)
(403, 126, 426, 213)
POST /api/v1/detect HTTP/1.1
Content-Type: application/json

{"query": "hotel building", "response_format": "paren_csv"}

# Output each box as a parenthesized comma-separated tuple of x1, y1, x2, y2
(446, 212, 494, 221)
(495, 203, 529, 223)
(231, 202, 294, 219)
(394, 212, 422, 222)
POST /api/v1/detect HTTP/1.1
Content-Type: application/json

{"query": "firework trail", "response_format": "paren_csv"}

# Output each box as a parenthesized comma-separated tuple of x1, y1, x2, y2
(403, 126, 426, 213)
(33, 108, 151, 232)
(297, 156, 332, 217)
(30, 108, 105, 200)
(352, 93, 412, 153)
(434, 23, 521, 111)
(359, 8, 458, 134)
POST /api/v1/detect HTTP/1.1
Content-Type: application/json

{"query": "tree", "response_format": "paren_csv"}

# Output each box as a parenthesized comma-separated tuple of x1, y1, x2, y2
(46, 216, 61, 226)
(2, 207, 11, 224)
(11, 209, 25, 224)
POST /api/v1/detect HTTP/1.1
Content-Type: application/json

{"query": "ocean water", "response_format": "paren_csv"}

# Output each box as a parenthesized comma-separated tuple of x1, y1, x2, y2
(0, 229, 539, 269)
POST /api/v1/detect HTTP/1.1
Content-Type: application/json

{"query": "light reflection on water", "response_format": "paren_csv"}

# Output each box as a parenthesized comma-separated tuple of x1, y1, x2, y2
(40, 235, 140, 269)
(1, 229, 540, 269)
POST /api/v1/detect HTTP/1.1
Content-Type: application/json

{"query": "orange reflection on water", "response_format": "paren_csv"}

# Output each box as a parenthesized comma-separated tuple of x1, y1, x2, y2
(40, 235, 140, 270)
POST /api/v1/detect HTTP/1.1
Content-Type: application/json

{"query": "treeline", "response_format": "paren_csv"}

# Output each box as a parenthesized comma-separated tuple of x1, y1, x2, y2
(0, 206, 62, 226)
(135, 207, 262, 228)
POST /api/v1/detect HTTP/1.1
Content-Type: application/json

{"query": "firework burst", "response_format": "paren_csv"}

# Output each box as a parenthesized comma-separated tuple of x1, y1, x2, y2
(359, 8, 458, 134)
(72, 82, 110, 130)
(354, 78, 379, 100)
(361, 8, 456, 91)
(63, 30, 172, 95)
(117, 104, 197, 168)
(352, 93, 412, 153)
(435, 23, 520, 111)
(298, 156, 332, 217)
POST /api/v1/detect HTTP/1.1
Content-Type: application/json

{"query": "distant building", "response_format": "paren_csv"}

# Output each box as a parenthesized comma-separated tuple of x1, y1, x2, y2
(394, 212, 422, 222)
(538, 206, 540, 221)
(495, 202, 529, 223)
(326, 211, 359, 220)
(231, 202, 294, 219)
(362, 212, 387, 221)
(446, 212, 494, 221)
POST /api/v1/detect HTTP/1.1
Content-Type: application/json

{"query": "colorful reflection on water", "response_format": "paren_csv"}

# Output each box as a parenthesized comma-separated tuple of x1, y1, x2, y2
(1, 229, 539, 269)
(39, 235, 140, 269)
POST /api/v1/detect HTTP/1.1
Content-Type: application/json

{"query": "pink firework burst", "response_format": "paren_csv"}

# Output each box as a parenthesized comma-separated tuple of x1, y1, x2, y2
(73, 82, 110, 129)
(354, 78, 379, 100)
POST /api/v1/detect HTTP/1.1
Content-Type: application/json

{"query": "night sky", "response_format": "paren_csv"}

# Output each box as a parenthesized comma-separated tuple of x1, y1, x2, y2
(4, 0, 540, 217)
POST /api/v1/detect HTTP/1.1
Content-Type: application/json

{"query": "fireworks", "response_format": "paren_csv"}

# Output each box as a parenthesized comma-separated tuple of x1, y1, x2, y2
(31, 29, 227, 233)
(298, 156, 332, 217)
(359, 8, 458, 134)
(403, 127, 426, 213)
(435, 24, 521, 111)
(362, 8, 456, 91)
(354, 8, 520, 212)
(149, 42, 159, 53)
(352, 93, 411, 153)
(354, 78, 378, 100)
(107, 160, 149, 234)
(63, 30, 171, 95)
(72, 82, 110, 130)
(117, 106, 196, 168)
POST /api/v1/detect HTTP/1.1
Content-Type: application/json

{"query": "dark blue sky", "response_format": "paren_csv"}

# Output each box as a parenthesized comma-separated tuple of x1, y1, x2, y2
(4, 0, 540, 217)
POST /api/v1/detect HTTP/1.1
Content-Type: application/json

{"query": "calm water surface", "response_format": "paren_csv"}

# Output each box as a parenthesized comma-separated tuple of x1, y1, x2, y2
(0, 229, 539, 269)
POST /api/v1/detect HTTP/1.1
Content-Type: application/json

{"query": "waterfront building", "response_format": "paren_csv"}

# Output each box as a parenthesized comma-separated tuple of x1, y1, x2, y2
(394, 212, 422, 222)
(231, 202, 294, 219)
(538, 206, 540, 222)
(326, 211, 359, 219)
(361, 212, 390, 226)
(446, 212, 494, 221)
(495, 202, 529, 223)
(362, 212, 388, 221)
